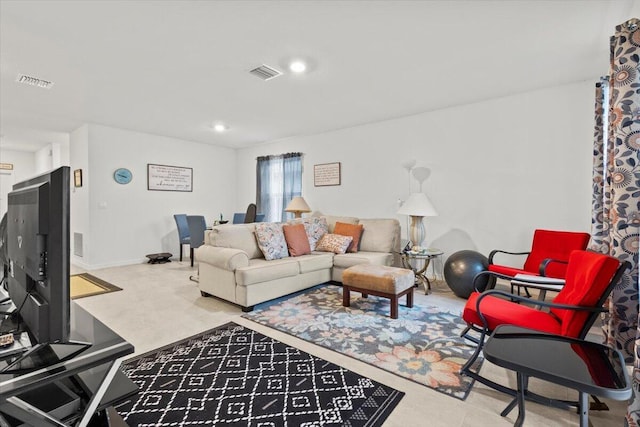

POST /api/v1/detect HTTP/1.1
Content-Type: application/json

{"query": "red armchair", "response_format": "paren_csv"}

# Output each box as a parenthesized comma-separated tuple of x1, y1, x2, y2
(488, 229, 590, 295)
(460, 250, 629, 394)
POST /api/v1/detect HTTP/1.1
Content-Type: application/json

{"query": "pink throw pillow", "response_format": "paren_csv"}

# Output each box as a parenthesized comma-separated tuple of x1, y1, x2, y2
(282, 223, 311, 257)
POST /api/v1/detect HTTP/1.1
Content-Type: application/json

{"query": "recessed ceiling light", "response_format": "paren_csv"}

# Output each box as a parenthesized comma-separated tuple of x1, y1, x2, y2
(213, 123, 227, 132)
(289, 61, 307, 73)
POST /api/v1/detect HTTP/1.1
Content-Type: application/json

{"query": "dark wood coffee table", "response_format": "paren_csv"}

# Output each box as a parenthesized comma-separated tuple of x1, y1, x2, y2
(483, 325, 631, 427)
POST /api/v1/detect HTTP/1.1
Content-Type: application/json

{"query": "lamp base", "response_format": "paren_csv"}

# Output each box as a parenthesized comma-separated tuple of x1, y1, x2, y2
(409, 215, 425, 247)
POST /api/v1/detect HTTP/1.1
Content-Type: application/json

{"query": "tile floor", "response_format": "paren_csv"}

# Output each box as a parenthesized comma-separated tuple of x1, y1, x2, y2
(71, 261, 628, 426)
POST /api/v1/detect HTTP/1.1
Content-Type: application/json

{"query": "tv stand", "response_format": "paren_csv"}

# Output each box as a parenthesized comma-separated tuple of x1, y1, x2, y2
(0, 340, 91, 375)
(0, 302, 136, 426)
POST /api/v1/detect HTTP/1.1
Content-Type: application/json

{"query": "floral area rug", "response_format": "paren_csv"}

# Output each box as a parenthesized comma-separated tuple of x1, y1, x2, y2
(243, 284, 482, 400)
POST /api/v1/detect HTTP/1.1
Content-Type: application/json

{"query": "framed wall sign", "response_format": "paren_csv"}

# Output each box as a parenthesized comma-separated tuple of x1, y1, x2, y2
(147, 164, 193, 192)
(74, 169, 83, 187)
(314, 162, 341, 186)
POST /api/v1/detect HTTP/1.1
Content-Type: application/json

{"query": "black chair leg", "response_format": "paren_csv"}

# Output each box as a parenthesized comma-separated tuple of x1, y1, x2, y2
(460, 336, 485, 374)
(180, 245, 183, 262)
(190, 248, 194, 267)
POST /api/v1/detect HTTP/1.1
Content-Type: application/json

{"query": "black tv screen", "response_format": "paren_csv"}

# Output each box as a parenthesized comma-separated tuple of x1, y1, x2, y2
(5, 166, 70, 344)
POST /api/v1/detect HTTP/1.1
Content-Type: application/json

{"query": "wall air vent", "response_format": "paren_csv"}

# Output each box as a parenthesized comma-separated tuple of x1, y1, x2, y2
(16, 74, 54, 89)
(249, 64, 282, 81)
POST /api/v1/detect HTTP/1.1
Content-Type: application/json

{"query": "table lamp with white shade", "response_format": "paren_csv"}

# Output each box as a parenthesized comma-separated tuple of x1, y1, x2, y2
(285, 196, 311, 218)
(397, 193, 438, 247)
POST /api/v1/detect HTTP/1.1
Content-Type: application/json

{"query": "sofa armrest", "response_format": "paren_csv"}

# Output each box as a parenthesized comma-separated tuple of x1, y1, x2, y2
(196, 246, 250, 271)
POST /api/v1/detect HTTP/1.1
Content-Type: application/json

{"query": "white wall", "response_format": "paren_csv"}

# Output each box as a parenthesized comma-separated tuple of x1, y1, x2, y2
(70, 125, 90, 264)
(235, 80, 595, 261)
(74, 124, 237, 269)
(35, 145, 53, 173)
(0, 150, 37, 217)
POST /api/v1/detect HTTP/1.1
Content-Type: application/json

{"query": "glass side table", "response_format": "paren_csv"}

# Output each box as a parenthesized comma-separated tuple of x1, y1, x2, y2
(398, 249, 444, 294)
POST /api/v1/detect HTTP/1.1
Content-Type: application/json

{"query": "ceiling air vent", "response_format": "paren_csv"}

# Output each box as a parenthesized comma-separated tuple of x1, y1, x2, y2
(16, 74, 54, 89)
(249, 64, 282, 81)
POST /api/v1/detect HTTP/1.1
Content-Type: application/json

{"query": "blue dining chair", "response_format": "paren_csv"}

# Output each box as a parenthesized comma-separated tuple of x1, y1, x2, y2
(173, 214, 190, 262)
(186, 215, 207, 267)
(232, 213, 245, 224)
(232, 210, 265, 224)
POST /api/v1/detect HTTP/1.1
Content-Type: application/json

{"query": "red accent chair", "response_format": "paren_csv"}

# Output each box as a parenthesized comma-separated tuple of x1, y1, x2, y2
(487, 229, 591, 295)
(460, 250, 629, 395)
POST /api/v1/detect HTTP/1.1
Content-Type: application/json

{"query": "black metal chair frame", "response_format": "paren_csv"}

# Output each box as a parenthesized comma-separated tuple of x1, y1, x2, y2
(488, 249, 570, 297)
(460, 262, 630, 411)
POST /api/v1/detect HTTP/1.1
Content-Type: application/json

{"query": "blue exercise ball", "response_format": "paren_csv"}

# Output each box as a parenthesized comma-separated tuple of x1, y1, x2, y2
(444, 250, 489, 299)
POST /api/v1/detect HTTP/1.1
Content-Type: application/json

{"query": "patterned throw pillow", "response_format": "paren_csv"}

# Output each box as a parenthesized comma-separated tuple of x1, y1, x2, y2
(316, 233, 353, 254)
(282, 223, 311, 257)
(288, 217, 328, 251)
(334, 222, 364, 253)
(254, 222, 289, 260)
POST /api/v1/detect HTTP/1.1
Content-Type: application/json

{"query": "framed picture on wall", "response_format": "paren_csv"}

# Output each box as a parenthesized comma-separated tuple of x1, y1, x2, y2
(74, 169, 83, 187)
(147, 164, 193, 192)
(314, 162, 341, 186)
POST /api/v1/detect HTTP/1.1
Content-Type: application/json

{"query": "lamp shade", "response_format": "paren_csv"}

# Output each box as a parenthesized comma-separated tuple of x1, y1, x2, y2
(397, 193, 438, 217)
(285, 196, 311, 218)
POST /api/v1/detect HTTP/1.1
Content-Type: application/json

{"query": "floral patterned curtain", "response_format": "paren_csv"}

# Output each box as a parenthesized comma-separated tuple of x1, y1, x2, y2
(592, 18, 640, 425)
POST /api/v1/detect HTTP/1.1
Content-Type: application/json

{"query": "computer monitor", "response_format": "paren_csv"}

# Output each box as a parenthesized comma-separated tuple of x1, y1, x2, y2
(5, 166, 71, 344)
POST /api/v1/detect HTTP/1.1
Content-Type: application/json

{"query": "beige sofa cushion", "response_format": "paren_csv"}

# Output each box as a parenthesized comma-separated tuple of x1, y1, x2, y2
(296, 253, 334, 273)
(236, 258, 299, 286)
(332, 251, 393, 268)
(359, 219, 400, 253)
(208, 224, 263, 259)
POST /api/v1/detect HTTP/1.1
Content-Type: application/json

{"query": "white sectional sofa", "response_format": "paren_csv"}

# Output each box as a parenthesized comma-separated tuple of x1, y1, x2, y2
(195, 215, 401, 311)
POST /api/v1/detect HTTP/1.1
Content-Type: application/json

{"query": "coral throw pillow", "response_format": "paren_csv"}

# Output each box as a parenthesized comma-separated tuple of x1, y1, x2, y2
(254, 222, 289, 260)
(334, 222, 364, 253)
(287, 217, 328, 251)
(282, 223, 311, 257)
(316, 233, 353, 254)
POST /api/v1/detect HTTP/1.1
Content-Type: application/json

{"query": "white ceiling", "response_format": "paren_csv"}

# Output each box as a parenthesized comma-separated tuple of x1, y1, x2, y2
(1, 0, 639, 152)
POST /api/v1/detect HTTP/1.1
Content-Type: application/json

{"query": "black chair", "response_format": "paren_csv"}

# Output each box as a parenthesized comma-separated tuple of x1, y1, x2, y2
(173, 214, 190, 262)
(186, 215, 207, 267)
(244, 203, 257, 223)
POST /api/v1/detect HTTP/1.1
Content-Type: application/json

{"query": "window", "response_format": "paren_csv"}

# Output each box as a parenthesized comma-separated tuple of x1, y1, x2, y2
(256, 153, 302, 222)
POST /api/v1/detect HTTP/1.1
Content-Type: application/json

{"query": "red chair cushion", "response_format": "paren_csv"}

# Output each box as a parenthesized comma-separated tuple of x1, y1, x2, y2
(523, 230, 590, 278)
(463, 291, 563, 335)
(551, 251, 620, 337)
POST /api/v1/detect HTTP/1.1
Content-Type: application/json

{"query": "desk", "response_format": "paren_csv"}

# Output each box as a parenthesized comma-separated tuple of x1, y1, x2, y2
(483, 325, 631, 427)
(0, 302, 136, 426)
(398, 249, 444, 294)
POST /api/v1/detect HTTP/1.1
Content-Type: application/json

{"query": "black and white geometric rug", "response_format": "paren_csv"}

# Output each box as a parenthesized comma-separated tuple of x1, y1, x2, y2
(116, 322, 404, 426)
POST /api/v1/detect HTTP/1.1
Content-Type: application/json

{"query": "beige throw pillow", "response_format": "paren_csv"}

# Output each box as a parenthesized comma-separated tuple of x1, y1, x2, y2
(316, 233, 353, 254)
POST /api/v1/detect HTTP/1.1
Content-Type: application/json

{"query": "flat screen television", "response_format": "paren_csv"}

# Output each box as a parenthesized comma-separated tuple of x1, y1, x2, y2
(5, 166, 71, 344)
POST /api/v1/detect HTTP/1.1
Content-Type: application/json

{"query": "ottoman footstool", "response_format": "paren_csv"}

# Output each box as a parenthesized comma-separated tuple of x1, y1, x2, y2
(342, 264, 415, 319)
